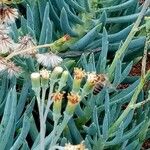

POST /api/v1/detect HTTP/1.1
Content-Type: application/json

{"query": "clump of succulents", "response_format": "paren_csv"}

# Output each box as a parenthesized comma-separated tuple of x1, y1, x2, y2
(0, 0, 150, 150)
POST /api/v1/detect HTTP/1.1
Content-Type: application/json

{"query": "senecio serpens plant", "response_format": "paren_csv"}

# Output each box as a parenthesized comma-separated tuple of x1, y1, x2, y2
(0, 0, 150, 150)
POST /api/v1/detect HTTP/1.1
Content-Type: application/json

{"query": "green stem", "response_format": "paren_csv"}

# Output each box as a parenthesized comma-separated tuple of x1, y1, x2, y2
(108, 0, 150, 80)
(43, 82, 55, 122)
(130, 98, 150, 109)
(49, 113, 72, 148)
(36, 94, 45, 150)
(109, 65, 150, 135)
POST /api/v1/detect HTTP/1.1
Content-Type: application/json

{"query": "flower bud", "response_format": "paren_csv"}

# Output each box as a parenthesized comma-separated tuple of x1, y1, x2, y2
(52, 92, 64, 114)
(65, 92, 80, 115)
(58, 70, 69, 91)
(50, 66, 63, 81)
(72, 68, 85, 93)
(40, 69, 49, 88)
(82, 73, 97, 97)
(31, 72, 41, 89)
(145, 17, 150, 31)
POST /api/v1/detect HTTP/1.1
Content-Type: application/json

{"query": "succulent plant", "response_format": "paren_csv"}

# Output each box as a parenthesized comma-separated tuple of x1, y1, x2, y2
(0, 0, 150, 150)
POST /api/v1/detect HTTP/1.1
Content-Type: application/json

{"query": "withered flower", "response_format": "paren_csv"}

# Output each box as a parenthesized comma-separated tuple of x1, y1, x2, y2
(0, 23, 10, 35)
(36, 53, 63, 68)
(0, 56, 21, 78)
(7, 62, 21, 78)
(16, 35, 36, 58)
(0, 34, 16, 54)
(0, 6, 18, 24)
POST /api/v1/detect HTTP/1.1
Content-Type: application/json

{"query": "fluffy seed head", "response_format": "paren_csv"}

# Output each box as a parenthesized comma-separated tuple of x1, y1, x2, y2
(0, 34, 16, 54)
(16, 35, 36, 57)
(0, 6, 18, 24)
(36, 53, 63, 68)
(0, 56, 21, 78)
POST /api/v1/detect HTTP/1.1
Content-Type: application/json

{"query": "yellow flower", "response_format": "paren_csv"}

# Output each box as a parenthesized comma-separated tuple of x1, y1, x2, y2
(65, 92, 80, 115)
(67, 92, 80, 105)
(74, 68, 85, 80)
(52, 92, 64, 102)
(86, 72, 98, 86)
(52, 92, 64, 114)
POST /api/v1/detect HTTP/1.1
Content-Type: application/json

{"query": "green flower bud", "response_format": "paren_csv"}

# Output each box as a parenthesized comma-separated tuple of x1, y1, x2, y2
(50, 66, 63, 81)
(58, 70, 69, 91)
(65, 92, 80, 115)
(31, 72, 41, 89)
(40, 69, 49, 88)
(81, 73, 97, 97)
(145, 17, 150, 32)
(72, 68, 85, 93)
(52, 92, 64, 114)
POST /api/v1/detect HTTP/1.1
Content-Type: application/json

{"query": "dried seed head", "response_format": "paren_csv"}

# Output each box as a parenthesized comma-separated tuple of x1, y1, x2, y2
(36, 53, 63, 68)
(16, 35, 36, 57)
(6, 61, 21, 78)
(0, 23, 10, 35)
(74, 68, 85, 80)
(0, 34, 16, 54)
(0, 57, 7, 72)
(0, 6, 18, 24)
(0, 56, 21, 78)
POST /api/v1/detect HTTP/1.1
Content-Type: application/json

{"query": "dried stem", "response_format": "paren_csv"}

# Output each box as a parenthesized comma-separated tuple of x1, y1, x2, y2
(5, 44, 52, 60)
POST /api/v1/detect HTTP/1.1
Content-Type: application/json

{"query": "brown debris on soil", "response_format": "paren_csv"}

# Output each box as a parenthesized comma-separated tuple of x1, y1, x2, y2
(142, 139, 150, 149)
(130, 55, 150, 76)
